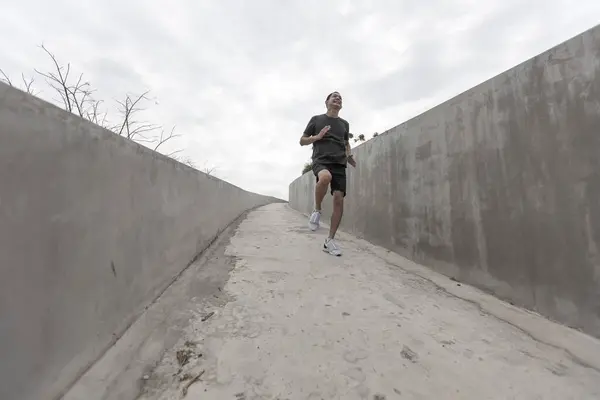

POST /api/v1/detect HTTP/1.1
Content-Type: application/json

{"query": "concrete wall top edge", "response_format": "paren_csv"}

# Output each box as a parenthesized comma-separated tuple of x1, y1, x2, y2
(370, 23, 600, 142)
(0, 82, 284, 201)
(289, 22, 600, 189)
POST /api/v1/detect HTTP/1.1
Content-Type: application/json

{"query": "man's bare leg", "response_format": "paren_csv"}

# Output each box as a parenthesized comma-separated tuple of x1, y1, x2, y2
(308, 170, 332, 231)
(329, 191, 344, 239)
(322, 190, 344, 256)
(314, 170, 331, 211)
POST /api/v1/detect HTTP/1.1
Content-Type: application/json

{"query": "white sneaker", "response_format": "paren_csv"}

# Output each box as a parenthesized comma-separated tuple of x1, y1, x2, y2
(308, 210, 321, 231)
(323, 238, 342, 256)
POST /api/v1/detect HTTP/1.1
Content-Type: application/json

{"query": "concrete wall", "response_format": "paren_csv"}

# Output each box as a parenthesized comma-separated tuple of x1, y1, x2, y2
(0, 83, 280, 400)
(290, 25, 600, 338)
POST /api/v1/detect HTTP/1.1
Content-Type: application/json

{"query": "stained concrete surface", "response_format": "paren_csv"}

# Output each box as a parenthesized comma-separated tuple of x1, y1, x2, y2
(0, 82, 280, 400)
(70, 204, 600, 399)
(63, 210, 249, 400)
(289, 24, 600, 338)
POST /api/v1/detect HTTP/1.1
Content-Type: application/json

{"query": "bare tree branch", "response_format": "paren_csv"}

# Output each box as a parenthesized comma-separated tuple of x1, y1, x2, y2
(21, 73, 36, 95)
(0, 68, 13, 86)
(166, 149, 184, 158)
(170, 155, 198, 169)
(86, 99, 99, 122)
(35, 44, 73, 112)
(10, 43, 191, 165)
(85, 99, 108, 126)
(66, 72, 92, 117)
(129, 123, 160, 141)
(33, 44, 102, 123)
(154, 126, 181, 151)
(203, 166, 216, 175)
(1, 68, 38, 95)
(115, 91, 162, 140)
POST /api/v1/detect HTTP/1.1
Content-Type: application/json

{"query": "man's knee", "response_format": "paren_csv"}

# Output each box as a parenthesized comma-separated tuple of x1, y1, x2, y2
(317, 169, 332, 185)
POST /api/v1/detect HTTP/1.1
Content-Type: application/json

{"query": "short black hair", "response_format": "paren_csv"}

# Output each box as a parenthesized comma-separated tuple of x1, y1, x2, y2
(326, 91, 340, 102)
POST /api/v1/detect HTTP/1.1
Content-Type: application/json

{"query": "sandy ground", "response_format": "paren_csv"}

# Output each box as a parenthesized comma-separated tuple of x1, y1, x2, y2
(66, 203, 600, 400)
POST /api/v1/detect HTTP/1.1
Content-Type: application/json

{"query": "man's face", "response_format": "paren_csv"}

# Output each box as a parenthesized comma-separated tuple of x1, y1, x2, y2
(326, 92, 342, 110)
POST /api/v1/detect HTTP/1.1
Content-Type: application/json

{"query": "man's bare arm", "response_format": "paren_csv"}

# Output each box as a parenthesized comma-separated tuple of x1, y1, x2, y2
(300, 135, 319, 146)
(300, 125, 330, 146)
(346, 141, 356, 167)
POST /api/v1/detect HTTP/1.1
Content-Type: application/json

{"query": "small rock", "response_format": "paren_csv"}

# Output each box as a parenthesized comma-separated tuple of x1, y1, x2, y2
(401, 345, 418, 362)
(342, 312, 351, 316)
(201, 311, 215, 322)
(142, 375, 149, 380)
(176, 349, 193, 366)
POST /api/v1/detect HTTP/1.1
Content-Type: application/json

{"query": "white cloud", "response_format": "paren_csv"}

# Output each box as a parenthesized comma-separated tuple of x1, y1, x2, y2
(1, 0, 599, 199)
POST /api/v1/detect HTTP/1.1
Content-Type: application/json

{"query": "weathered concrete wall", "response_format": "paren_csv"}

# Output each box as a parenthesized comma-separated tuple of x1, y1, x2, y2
(0, 82, 281, 400)
(290, 25, 600, 338)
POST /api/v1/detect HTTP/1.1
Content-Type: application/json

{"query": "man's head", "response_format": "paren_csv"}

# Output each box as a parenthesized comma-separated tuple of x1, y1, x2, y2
(325, 91, 342, 111)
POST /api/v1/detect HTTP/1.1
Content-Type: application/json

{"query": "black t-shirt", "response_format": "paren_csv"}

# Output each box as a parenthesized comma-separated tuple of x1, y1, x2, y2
(303, 114, 350, 166)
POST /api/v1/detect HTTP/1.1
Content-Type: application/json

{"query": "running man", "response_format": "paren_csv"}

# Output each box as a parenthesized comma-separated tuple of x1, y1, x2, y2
(299, 91, 356, 256)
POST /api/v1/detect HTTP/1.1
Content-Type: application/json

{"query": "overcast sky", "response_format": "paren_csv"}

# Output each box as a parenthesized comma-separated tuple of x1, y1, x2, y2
(1, 1, 598, 199)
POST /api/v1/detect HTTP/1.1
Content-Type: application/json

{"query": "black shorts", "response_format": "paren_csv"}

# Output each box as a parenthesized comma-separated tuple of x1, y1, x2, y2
(312, 163, 347, 196)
